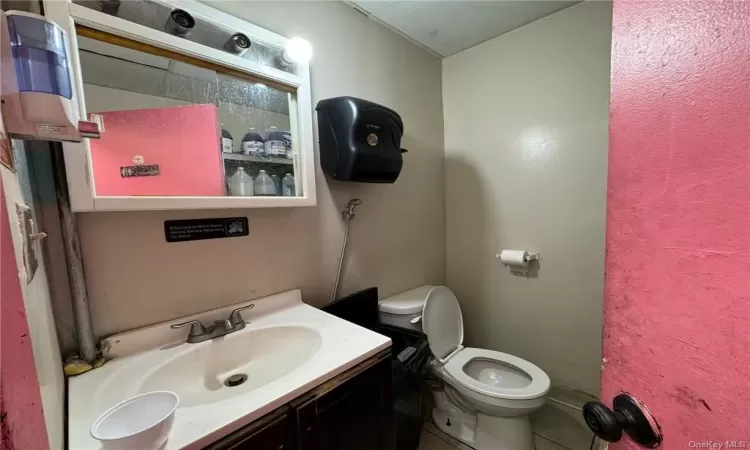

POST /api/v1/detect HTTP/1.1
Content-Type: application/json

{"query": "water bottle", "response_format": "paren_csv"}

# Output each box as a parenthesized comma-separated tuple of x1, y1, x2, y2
(282, 131, 293, 158)
(282, 173, 295, 197)
(229, 167, 254, 196)
(271, 174, 281, 195)
(221, 124, 234, 153)
(254, 170, 276, 196)
(264, 126, 287, 157)
(241, 127, 265, 156)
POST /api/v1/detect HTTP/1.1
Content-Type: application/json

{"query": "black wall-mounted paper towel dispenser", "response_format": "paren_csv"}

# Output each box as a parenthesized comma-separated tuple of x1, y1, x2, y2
(316, 96, 406, 183)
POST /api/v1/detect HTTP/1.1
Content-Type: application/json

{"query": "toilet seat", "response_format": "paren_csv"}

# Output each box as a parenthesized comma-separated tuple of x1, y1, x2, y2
(443, 347, 550, 400)
(421, 286, 550, 401)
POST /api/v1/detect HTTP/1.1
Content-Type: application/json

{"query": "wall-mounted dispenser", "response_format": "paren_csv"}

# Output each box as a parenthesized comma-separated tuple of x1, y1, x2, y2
(316, 96, 405, 183)
(0, 11, 100, 142)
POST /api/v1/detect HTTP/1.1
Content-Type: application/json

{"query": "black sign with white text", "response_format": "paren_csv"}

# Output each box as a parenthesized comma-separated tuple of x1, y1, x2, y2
(164, 217, 248, 243)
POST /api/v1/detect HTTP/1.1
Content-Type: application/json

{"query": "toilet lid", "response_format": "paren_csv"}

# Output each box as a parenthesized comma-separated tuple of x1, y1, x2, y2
(379, 285, 435, 314)
(422, 286, 464, 360)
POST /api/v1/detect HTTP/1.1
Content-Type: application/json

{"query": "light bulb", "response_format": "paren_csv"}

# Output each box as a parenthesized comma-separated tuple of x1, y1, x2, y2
(282, 37, 313, 65)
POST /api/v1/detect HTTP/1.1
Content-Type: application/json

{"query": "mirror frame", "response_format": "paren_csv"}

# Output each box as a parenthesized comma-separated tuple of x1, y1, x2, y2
(43, 0, 316, 211)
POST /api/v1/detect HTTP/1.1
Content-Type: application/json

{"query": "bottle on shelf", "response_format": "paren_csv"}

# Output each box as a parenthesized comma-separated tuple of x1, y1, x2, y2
(229, 167, 254, 196)
(271, 174, 281, 195)
(221, 124, 234, 153)
(241, 127, 265, 156)
(282, 131, 293, 158)
(282, 173, 295, 197)
(265, 126, 287, 157)
(254, 169, 276, 196)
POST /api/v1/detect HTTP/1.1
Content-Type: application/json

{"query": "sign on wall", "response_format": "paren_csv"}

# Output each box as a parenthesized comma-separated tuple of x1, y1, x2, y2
(164, 217, 248, 243)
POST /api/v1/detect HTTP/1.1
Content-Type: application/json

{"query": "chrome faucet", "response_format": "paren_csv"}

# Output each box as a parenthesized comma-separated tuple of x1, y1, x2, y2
(170, 304, 255, 344)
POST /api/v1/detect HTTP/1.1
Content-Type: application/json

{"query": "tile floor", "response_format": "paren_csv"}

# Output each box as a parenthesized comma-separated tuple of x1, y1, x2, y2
(417, 387, 601, 450)
(418, 422, 572, 450)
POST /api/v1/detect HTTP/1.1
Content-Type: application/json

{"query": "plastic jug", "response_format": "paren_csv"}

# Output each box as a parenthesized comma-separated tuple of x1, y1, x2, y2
(241, 127, 264, 156)
(282, 173, 295, 196)
(229, 167, 254, 196)
(254, 170, 276, 196)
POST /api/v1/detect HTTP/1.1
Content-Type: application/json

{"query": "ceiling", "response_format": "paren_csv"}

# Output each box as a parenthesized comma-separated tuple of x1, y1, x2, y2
(349, 0, 579, 57)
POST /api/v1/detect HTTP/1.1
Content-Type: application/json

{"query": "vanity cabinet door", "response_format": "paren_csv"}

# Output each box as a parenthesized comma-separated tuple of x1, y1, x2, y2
(203, 409, 295, 450)
(295, 355, 393, 450)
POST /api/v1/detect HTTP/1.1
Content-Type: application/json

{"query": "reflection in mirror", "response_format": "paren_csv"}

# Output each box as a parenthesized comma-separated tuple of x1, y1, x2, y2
(73, 0, 298, 75)
(78, 35, 299, 197)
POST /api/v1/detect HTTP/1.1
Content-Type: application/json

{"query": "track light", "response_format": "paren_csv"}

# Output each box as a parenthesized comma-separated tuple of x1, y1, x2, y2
(224, 32, 251, 56)
(165, 9, 194, 36)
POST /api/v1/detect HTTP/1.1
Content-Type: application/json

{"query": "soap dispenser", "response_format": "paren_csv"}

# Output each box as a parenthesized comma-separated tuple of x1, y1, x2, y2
(0, 11, 100, 142)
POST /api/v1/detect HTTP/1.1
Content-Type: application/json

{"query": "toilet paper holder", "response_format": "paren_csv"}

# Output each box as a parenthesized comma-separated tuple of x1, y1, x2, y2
(525, 252, 541, 262)
(494, 252, 541, 262)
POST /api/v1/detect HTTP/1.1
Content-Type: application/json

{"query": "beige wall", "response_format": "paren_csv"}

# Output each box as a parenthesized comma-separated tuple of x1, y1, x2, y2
(75, 1, 445, 340)
(443, 1, 611, 396)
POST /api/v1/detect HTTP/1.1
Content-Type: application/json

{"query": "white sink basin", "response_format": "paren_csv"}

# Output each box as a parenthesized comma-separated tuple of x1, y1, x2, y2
(139, 326, 321, 407)
(69, 290, 391, 450)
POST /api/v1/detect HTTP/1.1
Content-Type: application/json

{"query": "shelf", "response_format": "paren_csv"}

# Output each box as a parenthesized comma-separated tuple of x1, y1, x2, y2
(222, 153, 293, 165)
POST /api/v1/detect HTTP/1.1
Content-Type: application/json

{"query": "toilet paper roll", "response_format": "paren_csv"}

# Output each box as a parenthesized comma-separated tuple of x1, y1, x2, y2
(499, 250, 529, 271)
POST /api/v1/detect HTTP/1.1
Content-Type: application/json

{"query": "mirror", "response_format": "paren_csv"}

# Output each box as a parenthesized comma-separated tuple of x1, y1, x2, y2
(78, 35, 300, 198)
(73, 0, 299, 76)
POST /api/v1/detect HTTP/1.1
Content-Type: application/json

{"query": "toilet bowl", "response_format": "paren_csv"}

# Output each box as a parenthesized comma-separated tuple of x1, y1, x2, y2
(418, 286, 551, 450)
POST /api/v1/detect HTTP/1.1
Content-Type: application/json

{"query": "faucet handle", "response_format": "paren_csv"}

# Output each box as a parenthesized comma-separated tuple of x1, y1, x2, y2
(170, 320, 206, 337)
(229, 304, 255, 326)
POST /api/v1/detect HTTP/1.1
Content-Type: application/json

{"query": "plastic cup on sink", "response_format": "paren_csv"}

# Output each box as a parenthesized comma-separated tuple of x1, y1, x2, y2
(90, 391, 179, 450)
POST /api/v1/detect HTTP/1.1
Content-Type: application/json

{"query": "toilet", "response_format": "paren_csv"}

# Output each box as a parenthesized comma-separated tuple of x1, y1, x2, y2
(379, 285, 550, 450)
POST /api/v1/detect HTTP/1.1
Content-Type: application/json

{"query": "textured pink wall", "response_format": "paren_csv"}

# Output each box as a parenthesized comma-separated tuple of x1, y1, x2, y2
(604, 0, 750, 448)
(0, 179, 49, 450)
(90, 104, 225, 196)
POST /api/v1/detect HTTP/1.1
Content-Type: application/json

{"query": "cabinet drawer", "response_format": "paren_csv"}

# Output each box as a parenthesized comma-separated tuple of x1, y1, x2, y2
(204, 412, 294, 450)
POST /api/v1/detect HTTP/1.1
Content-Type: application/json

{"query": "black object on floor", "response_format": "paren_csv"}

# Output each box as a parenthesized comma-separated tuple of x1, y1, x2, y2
(322, 287, 431, 450)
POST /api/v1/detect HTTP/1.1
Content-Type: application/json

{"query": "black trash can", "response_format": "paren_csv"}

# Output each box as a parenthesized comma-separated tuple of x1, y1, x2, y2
(323, 288, 432, 450)
(375, 324, 431, 450)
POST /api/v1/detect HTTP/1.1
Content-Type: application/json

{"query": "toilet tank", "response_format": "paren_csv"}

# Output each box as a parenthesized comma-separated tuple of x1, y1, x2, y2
(378, 285, 434, 332)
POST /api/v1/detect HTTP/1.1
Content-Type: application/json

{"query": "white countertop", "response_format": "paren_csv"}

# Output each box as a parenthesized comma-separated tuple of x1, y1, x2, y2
(68, 290, 391, 450)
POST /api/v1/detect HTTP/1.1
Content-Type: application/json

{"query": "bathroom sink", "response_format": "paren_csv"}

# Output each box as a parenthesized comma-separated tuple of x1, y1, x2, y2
(70, 291, 392, 450)
(139, 326, 322, 407)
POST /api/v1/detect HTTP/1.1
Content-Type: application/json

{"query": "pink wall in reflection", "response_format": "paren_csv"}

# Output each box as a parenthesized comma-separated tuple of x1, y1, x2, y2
(90, 104, 225, 196)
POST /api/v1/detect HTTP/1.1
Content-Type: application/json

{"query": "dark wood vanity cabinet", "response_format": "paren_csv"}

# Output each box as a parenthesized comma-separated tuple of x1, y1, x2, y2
(204, 412, 296, 450)
(204, 350, 393, 450)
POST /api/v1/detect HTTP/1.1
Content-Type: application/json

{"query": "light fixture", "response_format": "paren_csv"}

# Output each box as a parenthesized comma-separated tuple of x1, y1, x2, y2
(280, 37, 313, 65)
(224, 32, 251, 56)
(165, 9, 194, 36)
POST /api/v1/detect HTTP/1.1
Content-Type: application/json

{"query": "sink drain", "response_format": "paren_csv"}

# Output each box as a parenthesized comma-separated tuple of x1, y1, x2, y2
(224, 374, 247, 387)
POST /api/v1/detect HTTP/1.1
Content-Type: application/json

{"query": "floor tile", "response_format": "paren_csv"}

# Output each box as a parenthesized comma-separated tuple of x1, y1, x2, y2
(534, 434, 571, 450)
(531, 402, 593, 450)
(418, 427, 458, 450)
(424, 421, 473, 449)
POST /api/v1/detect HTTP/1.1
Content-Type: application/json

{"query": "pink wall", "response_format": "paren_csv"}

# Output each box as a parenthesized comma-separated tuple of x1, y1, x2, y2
(0, 179, 49, 450)
(89, 104, 225, 196)
(604, 0, 750, 447)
